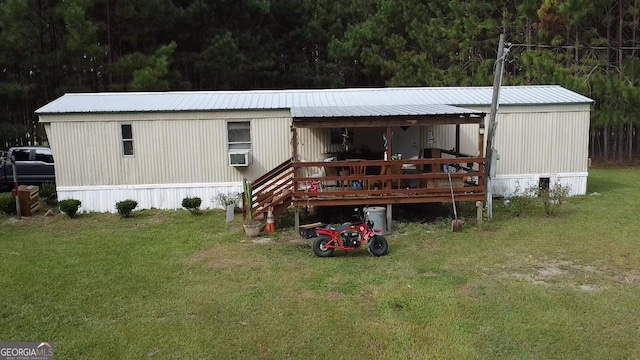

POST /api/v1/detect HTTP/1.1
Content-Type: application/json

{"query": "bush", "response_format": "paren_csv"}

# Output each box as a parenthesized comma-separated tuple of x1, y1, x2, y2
(59, 199, 82, 218)
(215, 192, 242, 213)
(504, 195, 536, 217)
(39, 182, 58, 206)
(502, 182, 537, 218)
(182, 197, 202, 215)
(540, 182, 570, 216)
(0, 194, 16, 214)
(115, 199, 138, 218)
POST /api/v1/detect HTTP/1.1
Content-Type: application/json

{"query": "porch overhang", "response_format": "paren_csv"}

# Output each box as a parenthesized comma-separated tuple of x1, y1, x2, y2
(291, 104, 485, 128)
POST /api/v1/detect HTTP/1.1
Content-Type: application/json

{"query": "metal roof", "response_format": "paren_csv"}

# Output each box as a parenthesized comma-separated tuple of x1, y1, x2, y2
(35, 85, 593, 115)
(290, 104, 483, 118)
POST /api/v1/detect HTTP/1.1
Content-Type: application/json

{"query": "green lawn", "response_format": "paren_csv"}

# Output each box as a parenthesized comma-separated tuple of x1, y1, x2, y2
(1, 168, 640, 359)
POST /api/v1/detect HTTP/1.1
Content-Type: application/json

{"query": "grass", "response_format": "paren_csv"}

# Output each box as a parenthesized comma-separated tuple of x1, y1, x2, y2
(1, 168, 640, 359)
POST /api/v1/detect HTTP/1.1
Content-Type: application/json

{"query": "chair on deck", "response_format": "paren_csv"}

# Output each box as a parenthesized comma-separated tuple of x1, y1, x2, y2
(349, 163, 367, 190)
(373, 164, 402, 190)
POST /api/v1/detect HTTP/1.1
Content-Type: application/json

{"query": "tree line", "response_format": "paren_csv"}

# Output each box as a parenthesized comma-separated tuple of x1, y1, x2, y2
(1, 0, 639, 163)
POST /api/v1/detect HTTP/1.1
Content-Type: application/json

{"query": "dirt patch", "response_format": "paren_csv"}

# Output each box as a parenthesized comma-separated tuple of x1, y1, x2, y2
(457, 282, 480, 299)
(618, 273, 640, 285)
(505, 272, 549, 286)
(2, 216, 37, 225)
(327, 292, 343, 301)
(537, 266, 568, 277)
(578, 284, 602, 292)
(574, 265, 602, 273)
(188, 245, 266, 270)
(359, 289, 377, 307)
(250, 237, 272, 244)
(488, 256, 614, 289)
(299, 291, 315, 300)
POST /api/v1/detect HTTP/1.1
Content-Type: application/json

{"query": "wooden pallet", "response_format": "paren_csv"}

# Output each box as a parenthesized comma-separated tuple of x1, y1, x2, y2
(18, 185, 40, 216)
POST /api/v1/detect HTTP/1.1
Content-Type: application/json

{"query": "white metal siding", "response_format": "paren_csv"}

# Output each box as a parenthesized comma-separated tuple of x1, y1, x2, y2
(493, 110, 590, 174)
(43, 104, 590, 191)
(491, 173, 588, 197)
(456, 104, 591, 174)
(57, 183, 243, 213)
(45, 111, 292, 187)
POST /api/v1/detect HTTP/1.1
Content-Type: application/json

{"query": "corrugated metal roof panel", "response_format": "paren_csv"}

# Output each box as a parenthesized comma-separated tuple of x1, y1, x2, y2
(35, 85, 594, 114)
(290, 104, 483, 118)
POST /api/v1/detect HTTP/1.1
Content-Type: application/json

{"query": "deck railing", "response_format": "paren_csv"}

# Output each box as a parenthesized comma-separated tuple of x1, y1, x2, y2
(292, 157, 485, 206)
(246, 158, 294, 219)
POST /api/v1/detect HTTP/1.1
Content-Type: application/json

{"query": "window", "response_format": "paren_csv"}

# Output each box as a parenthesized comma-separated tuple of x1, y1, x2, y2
(121, 124, 134, 157)
(228, 121, 251, 151)
(330, 128, 354, 145)
(11, 149, 30, 161)
(35, 148, 54, 163)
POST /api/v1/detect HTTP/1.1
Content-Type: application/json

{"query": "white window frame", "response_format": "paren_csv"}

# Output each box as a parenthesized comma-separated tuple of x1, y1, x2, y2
(227, 120, 252, 154)
(120, 123, 134, 158)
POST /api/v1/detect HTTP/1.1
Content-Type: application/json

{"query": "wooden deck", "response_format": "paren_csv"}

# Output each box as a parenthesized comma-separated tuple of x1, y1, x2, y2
(292, 157, 485, 207)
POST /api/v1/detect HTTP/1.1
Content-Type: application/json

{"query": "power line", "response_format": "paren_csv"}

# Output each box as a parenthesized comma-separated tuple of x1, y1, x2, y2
(509, 43, 640, 51)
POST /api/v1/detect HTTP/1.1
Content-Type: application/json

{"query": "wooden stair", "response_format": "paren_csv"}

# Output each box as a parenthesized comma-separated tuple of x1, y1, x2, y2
(244, 158, 294, 220)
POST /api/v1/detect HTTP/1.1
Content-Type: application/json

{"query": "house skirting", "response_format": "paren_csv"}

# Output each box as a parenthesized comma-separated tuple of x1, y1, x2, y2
(490, 172, 588, 197)
(56, 183, 243, 213)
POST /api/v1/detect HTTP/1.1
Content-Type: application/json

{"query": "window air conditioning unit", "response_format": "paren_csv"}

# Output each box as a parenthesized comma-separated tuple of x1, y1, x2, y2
(229, 150, 252, 167)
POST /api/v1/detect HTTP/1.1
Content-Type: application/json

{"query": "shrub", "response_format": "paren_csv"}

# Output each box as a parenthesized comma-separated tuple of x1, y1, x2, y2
(182, 197, 202, 215)
(504, 195, 535, 217)
(215, 192, 242, 213)
(539, 182, 570, 216)
(59, 199, 82, 218)
(115, 199, 138, 218)
(502, 182, 537, 218)
(0, 194, 16, 214)
(39, 182, 58, 206)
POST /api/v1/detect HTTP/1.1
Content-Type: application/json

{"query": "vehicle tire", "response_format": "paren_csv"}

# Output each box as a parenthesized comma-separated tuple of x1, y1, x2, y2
(313, 235, 335, 257)
(367, 235, 388, 257)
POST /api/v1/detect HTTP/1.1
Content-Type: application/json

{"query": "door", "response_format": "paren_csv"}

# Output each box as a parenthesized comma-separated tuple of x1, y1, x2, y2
(392, 126, 420, 159)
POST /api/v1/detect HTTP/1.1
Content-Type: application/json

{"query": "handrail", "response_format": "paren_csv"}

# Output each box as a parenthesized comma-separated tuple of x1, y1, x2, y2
(292, 157, 485, 168)
(253, 158, 293, 188)
(246, 157, 486, 217)
(291, 157, 487, 204)
(247, 158, 295, 219)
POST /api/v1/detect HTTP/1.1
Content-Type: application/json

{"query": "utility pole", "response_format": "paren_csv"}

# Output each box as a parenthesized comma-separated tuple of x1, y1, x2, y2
(10, 156, 21, 219)
(485, 34, 508, 219)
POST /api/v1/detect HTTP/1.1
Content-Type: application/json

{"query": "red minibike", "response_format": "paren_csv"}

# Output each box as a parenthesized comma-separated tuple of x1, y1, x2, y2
(310, 209, 389, 257)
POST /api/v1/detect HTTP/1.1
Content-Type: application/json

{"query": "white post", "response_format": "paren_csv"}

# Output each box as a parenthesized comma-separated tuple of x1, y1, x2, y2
(10, 156, 21, 219)
(294, 207, 300, 233)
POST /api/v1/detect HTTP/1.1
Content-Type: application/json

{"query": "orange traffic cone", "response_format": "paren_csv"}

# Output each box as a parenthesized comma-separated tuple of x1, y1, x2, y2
(265, 207, 276, 234)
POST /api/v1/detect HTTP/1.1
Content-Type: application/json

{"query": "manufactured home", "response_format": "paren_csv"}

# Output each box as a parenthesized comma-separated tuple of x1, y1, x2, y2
(35, 86, 593, 218)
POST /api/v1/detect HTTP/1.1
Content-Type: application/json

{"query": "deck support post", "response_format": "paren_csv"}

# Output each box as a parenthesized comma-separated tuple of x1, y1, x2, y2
(455, 124, 461, 157)
(291, 125, 298, 162)
(294, 206, 300, 233)
(476, 201, 483, 227)
(386, 204, 392, 234)
(385, 127, 392, 160)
